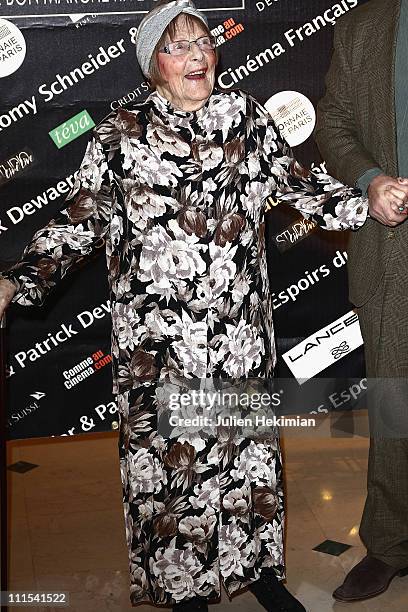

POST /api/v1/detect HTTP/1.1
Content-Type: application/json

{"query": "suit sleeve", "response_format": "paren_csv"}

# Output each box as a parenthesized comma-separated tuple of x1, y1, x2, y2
(356, 167, 383, 195)
(0, 132, 112, 307)
(314, 21, 381, 187)
(250, 96, 369, 231)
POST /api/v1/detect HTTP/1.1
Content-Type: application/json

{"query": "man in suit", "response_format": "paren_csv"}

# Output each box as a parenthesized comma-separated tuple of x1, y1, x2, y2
(315, 0, 408, 603)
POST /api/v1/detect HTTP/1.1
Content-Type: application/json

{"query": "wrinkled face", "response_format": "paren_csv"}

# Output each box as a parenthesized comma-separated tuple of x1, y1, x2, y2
(156, 17, 216, 112)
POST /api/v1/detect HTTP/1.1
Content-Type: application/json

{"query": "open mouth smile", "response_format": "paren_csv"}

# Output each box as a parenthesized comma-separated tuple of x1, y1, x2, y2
(185, 68, 208, 80)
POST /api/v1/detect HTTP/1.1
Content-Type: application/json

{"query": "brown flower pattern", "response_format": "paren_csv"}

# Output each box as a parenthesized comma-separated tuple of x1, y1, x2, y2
(253, 486, 279, 521)
(1, 88, 368, 607)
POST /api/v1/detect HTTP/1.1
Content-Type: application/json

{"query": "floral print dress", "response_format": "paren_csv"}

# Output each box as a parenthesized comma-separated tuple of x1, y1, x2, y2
(1, 88, 368, 607)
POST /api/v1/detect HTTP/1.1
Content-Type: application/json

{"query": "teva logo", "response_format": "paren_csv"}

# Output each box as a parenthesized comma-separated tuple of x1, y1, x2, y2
(283, 311, 364, 384)
(49, 110, 95, 149)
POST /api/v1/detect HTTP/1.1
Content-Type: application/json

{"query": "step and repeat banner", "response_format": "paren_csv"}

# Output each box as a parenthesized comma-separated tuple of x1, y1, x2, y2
(1, 0, 369, 440)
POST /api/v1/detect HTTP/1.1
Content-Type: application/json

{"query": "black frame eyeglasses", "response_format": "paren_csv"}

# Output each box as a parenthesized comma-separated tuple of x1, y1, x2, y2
(159, 35, 216, 56)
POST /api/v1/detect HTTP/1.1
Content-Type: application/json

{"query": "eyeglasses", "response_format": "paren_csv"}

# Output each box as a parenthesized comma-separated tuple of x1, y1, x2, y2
(159, 35, 216, 56)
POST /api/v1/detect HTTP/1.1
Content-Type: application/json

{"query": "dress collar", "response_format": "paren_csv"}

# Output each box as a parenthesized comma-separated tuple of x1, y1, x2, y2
(148, 89, 211, 121)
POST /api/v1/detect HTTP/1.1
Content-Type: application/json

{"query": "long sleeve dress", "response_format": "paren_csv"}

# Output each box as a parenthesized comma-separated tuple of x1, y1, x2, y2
(0, 88, 368, 607)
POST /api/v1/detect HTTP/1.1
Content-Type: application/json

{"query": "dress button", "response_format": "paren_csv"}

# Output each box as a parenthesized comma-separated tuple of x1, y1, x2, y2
(387, 230, 395, 239)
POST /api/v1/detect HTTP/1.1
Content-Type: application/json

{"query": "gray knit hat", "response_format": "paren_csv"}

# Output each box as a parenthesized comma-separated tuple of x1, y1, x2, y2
(135, 0, 209, 77)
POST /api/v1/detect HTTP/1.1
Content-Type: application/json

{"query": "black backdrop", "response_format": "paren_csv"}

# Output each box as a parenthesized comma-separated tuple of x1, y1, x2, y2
(0, 0, 369, 440)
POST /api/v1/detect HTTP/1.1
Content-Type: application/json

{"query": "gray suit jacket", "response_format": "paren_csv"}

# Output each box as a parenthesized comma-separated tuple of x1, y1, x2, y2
(315, 0, 405, 307)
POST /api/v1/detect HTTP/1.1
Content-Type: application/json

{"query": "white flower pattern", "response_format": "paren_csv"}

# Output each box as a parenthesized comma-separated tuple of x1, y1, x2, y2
(1, 88, 368, 607)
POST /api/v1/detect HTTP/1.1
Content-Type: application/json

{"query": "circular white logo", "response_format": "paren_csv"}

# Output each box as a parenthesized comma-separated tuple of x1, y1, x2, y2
(264, 91, 316, 147)
(0, 18, 26, 78)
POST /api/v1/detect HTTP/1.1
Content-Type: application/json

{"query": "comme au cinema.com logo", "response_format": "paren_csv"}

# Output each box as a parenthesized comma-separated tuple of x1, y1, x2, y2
(62, 349, 113, 390)
(265, 91, 316, 147)
(0, 18, 26, 78)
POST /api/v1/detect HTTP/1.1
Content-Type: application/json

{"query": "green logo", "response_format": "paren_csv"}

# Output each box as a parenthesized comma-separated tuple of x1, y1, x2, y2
(49, 110, 95, 149)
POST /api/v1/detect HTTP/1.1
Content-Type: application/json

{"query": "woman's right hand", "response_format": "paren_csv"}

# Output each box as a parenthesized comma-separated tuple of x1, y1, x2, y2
(0, 278, 16, 320)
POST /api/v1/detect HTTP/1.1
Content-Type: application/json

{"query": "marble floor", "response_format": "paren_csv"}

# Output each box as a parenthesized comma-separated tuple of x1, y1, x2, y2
(4, 413, 408, 611)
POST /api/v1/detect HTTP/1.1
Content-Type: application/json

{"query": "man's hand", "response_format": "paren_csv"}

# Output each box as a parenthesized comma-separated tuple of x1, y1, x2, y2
(0, 278, 16, 320)
(368, 174, 408, 226)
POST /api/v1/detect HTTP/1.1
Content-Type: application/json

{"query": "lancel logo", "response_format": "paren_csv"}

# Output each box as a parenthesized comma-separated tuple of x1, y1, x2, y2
(0, 147, 34, 187)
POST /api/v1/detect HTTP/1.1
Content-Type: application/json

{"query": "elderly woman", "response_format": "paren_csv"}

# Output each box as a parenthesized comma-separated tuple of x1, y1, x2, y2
(0, 1, 370, 610)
